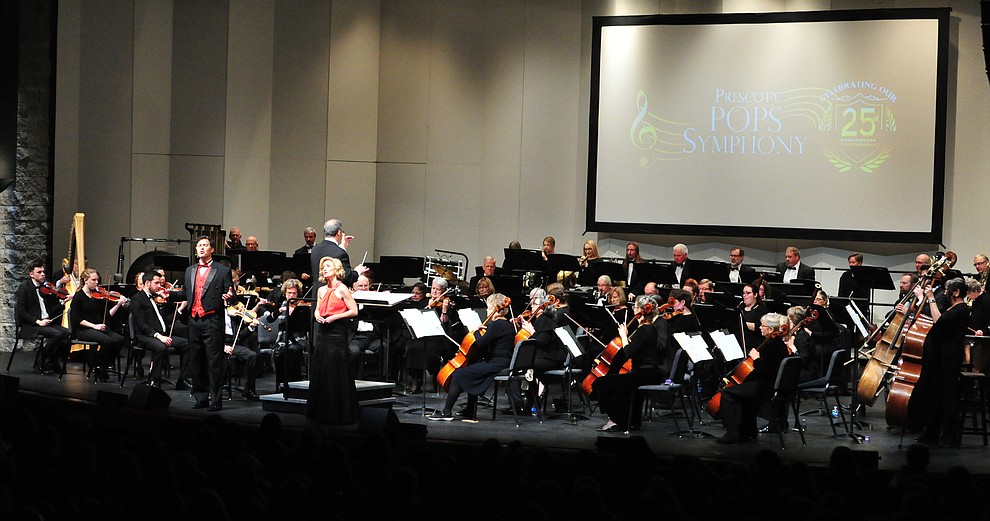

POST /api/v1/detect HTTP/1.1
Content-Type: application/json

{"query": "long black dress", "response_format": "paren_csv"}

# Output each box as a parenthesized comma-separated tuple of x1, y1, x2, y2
(306, 285, 358, 425)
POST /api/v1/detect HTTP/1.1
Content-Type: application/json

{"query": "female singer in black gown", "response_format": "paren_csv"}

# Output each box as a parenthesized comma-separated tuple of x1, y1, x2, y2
(593, 295, 662, 432)
(308, 256, 359, 424)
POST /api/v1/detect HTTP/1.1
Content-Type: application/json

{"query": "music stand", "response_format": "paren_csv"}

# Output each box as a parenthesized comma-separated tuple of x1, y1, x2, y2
(850, 265, 895, 320)
(700, 291, 741, 309)
(152, 254, 190, 285)
(687, 260, 730, 285)
(398, 308, 455, 416)
(631, 261, 677, 289)
(488, 274, 525, 297)
(378, 256, 426, 285)
(770, 281, 816, 298)
(551, 325, 589, 424)
(547, 253, 581, 274)
(503, 248, 544, 273)
(288, 253, 310, 280)
(588, 261, 626, 286)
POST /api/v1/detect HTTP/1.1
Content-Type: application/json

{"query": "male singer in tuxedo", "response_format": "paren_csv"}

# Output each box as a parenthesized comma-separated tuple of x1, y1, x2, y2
(777, 246, 816, 283)
(728, 247, 758, 284)
(130, 271, 191, 389)
(184, 236, 234, 411)
(310, 218, 367, 290)
(14, 259, 71, 374)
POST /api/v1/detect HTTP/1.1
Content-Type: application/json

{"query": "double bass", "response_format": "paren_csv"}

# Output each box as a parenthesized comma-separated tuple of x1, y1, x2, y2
(883, 253, 955, 429)
(579, 300, 655, 396)
(706, 309, 818, 417)
(436, 296, 511, 390)
(855, 252, 953, 407)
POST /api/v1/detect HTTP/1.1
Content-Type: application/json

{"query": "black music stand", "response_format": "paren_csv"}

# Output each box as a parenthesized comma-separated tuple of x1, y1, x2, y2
(687, 260, 730, 285)
(152, 254, 191, 284)
(850, 265, 895, 320)
(288, 253, 310, 280)
(701, 291, 741, 309)
(633, 261, 678, 288)
(587, 261, 626, 286)
(377, 256, 426, 285)
(488, 274, 525, 297)
(503, 248, 544, 273)
(547, 253, 581, 276)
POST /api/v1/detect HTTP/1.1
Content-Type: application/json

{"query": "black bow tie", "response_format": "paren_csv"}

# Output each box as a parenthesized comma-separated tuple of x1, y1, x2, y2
(788, 266, 797, 271)
(730, 266, 739, 271)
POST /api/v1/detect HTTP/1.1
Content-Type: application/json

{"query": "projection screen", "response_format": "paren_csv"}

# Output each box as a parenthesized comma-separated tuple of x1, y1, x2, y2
(587, 8, 950, 243)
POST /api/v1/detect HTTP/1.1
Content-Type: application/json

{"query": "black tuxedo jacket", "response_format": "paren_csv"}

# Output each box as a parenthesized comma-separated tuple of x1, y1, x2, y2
(15, 280, 65, 338)
(130, 290, 169, 339)
(183, 261, 233, 316)
(777, 262, 816, 281)
(676, 259, 696, 287)
(728, 264, 759, 284)
(310, 239, 359, 288)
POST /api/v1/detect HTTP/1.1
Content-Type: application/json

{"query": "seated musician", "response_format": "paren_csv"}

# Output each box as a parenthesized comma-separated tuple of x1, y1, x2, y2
(223, 305, 260, 401)
(468, 256, 502, 295)
(70, 268, 130, 382)
(474, 276, 495, 300)
(697, 279, 714, 304)
(716, 312, 791, 444)
(787, 306, 818, 383)
(511, 288, 567, 411)
(14, 259, 71, 375)
(349, 274, 384, 378)
(266, 278, 310, 391)
(663, 288, 702, 377)
(608, 286, 630, 323)
(681, 278, 700, 303)
(739, 283, 768, 350)
(593, 295, 663, 432)
(429, 293, 515, 421)
(404, 278, 464, 394)
(805, 289, 844, 380)
(579, 240, 601, 268)
(389, 281, 428, 381)
(130, 270, 191, 389)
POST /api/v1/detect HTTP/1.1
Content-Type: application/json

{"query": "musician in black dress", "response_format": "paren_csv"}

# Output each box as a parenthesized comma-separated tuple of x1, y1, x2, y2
(70, 268, 129, 382)
(913, 277, 970, 447)
(266, 278, 310, 391)
(716, 312, 790, 444)
(593, 295, 662, 432)
(429, 293, 514, 421)
(739, 283, 768, 350)
(664, 288, 702, 376)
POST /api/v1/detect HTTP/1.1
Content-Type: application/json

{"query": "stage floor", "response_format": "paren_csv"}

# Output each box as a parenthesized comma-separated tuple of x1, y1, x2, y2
(3, 350, 988, 474)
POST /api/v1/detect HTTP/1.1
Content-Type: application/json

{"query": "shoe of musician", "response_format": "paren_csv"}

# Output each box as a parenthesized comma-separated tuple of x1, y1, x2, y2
(597, 420, 618, 432)
(717, 434, 743, 444)
(455, 408, 476, 419)
(428, 411, 455, 421)
(207, 402, 223, 412)
(242, 389, 260, 401)
(96, 367, 110, 382)
(174, 378, 191, 391)
(135, 363, 145, 378)
(146, 378, 161, 388)
(192, 400, 209, 409)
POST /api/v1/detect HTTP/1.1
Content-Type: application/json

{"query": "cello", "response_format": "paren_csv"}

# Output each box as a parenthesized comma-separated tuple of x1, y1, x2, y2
(856, 253, 953, 407)
(436, 296, 511, 390)
(706, 309, 818, 417)
(579, 300, 656, 396)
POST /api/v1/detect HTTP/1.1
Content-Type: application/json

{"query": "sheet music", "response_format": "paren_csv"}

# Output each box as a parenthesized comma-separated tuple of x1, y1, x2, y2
(458, 308, 484, 332)
(709, 329, 745, 361)
(398, 309, 446, 338)
(352, 290, 413, 306)
(555, 326, 584, 358)
(673, 332, 714, 363)
(846, 303, 870, 337)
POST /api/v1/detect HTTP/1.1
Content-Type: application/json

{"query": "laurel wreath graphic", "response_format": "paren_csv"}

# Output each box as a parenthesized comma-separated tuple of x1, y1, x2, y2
(825, 149, 892, 173)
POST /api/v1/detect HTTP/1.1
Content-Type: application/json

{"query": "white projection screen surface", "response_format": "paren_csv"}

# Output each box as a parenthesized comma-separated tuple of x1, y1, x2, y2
(588, 9, 950, 243)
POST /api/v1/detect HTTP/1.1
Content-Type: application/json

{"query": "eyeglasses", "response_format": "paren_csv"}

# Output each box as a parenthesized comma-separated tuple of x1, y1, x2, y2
(742, 291, 754, 295)
(975, 261, 988, 267)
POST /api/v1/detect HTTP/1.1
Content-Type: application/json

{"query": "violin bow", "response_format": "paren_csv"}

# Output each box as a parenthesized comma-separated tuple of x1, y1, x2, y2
(564, 313, 607, 349)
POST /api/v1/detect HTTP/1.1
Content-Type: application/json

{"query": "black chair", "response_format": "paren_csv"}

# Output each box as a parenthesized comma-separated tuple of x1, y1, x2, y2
(66, 309, 102, 382)
(626, 348, 693, 435)
(797, 349, 850, 437)
(957, 370, 990, 446)
(6, 324, 46, 374)
(765, 356, 806, 449)
(490, 338, 543, 426)
(539, 352, 590, 417)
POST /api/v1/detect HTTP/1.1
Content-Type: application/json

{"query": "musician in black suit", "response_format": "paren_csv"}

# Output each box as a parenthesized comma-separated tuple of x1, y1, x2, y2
(184, 236, 234, 412)
(14, 259, 71, 374)
(777, 246, 816, 282)
(294, 226, 318, 255)
(728, 247, 758, 284)
(130, 271, 191, 388)
(310, 218, 367, 290)
(672, 243, 696, 288)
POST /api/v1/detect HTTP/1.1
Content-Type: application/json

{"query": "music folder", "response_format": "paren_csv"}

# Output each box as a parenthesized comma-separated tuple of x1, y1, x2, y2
(398, 308, 446, 339)
(673, 331, 714, 363)
(503, 248, 544, 272)
(709, 328, 745, 362)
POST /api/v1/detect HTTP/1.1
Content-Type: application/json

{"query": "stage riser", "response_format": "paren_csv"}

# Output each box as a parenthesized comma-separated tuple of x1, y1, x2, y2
(261, 379, 395, 414)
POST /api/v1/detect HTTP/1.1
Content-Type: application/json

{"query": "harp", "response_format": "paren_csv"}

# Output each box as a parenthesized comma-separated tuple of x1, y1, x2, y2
(62, 213, 86, 352)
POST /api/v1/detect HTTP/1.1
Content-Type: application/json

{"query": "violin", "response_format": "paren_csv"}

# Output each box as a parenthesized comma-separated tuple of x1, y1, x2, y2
(91, 286, 125, 302)
(39, 281, 70, 300)
(227, 302, 272, 332)
(428, 297, 451, 309)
